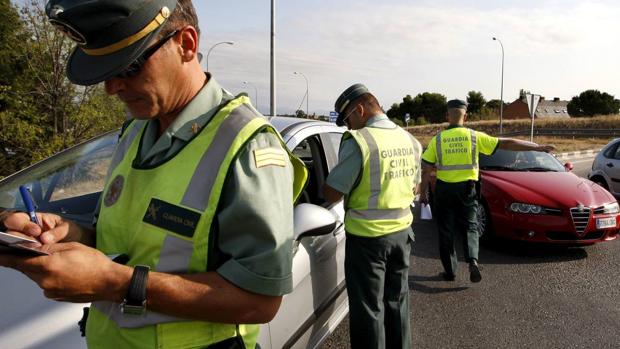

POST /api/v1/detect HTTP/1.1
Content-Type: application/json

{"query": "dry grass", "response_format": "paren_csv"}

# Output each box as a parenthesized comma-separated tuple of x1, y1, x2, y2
(408, 115, 619, 152)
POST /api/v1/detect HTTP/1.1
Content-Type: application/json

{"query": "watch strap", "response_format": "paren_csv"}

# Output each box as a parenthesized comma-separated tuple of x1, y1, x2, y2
(122, 265, 150, 315)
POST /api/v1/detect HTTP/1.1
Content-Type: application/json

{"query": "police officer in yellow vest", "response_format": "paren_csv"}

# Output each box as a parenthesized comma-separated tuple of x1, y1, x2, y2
(0, 1, 307, 348)
(323, 84, 422, 349)
(419, 99, 555, 283)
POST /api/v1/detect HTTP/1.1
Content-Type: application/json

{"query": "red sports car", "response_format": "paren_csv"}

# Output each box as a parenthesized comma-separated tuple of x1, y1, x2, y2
(433, 149, 620, 244)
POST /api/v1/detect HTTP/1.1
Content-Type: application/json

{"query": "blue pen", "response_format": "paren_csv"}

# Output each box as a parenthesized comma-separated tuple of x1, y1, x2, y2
(19, 185, 42, 227)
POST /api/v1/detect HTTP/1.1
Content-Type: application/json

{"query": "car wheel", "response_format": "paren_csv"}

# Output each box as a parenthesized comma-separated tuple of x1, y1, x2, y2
(476, 201, 492, 240)
(592, 177, 609, 191)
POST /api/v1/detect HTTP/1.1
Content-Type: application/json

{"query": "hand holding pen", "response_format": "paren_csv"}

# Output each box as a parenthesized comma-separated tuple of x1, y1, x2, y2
(19, 185, 42, 228)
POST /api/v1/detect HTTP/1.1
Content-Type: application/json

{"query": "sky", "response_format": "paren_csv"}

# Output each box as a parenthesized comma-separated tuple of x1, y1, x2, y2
(195, 0, 620, 116)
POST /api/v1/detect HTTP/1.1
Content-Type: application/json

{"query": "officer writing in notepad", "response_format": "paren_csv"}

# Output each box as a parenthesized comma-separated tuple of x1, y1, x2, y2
(0, 1, 307, 348)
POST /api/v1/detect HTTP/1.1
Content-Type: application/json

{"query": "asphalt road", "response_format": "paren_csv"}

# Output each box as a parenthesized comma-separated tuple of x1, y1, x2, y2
(321, 155, 620, 349)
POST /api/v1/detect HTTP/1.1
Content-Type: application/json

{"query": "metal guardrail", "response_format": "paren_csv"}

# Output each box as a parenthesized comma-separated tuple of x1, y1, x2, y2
(501, 129, 620, 137)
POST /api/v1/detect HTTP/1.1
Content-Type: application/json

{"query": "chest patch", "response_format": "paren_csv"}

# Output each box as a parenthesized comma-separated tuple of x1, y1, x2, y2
(104, 175, 124, 207)
(142, 198, 201, 238)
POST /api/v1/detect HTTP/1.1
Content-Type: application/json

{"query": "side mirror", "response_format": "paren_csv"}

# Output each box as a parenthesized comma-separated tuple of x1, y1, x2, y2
(564, 162, 574, 172)
(294, 203, 337, 241)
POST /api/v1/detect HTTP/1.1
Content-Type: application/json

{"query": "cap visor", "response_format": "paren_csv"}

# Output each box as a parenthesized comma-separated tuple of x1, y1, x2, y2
(66, 27, 163, 86)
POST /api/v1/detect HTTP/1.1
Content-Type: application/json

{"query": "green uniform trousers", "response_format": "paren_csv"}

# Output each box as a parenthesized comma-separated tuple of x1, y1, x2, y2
(434, 180, 479, 275)
(344, 228, 413, 349)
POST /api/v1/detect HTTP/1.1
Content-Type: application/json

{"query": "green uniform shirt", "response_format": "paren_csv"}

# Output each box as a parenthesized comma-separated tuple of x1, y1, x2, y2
(98, 74, 293, 295)
(422, 125, 499, 183)
(326, 114, 421, 194)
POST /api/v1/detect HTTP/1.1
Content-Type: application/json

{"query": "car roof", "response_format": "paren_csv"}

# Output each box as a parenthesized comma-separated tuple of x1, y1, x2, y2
(0, 117, 340, 185)
(269, 116, 335, 133)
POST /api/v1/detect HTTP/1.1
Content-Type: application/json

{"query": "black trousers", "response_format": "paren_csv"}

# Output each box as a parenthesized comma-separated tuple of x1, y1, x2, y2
(345, 228, 413, 349)
(434, 180, 479, 275)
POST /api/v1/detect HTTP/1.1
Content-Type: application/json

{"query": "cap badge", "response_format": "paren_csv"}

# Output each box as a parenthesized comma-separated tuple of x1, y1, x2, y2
(49, 19, 87, 45)
(161, 6, 171, 19)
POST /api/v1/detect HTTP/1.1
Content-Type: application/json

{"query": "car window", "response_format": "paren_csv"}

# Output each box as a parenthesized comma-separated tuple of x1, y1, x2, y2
(320, 132, 344, 171)
(480, 149, 565, 172)
(612, 144, 620, 160)
(324, 133, 343, 157)
(293, 135, 329, 205)
(603, 142, 619, 159)
(0, 132, 117, 212)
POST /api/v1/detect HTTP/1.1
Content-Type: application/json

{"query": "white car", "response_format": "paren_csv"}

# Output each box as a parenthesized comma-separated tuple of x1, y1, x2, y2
(588, 138, 620, 199)
(0, 117, 348, 349)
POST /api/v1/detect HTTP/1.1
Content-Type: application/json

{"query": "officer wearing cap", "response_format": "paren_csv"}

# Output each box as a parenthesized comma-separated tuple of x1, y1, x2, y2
(323, 84, 422, 349)
(419, 99, 555, 283)
(0, 1, 307, 348)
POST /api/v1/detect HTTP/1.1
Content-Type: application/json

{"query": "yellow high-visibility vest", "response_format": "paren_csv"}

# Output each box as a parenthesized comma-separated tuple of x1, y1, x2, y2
(88, 96, 307, 349)
(344, 126, 421, 237)
(423, 127, 498, 183)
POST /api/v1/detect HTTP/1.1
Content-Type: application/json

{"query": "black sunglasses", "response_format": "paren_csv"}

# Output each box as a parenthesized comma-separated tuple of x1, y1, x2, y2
(115, 29, 180, 79)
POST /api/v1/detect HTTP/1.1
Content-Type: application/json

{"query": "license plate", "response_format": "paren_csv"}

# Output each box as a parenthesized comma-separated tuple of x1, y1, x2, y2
(596, 217, 616, 229)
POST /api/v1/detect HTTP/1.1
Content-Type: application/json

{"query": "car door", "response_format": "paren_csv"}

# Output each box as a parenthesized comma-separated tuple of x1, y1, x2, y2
(605, 144, 620, 196)
(0, 132, 118, 349)
(266, 125, 347, 349)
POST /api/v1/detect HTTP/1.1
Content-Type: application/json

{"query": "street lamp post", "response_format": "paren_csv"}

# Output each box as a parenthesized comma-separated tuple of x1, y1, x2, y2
(293, 71, 309, 117)
(243, 81, 258, 111)
(270, 0, 276, 116)
(206, 41, 234, 72)
(492, 37, 505, 135)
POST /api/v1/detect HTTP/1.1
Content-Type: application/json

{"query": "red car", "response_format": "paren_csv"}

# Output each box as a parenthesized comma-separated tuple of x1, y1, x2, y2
(432, 149, 620, 244)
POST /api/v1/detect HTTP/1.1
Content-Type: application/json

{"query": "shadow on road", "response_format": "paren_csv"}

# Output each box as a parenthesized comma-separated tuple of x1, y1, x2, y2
(480, 238, 589, 264)
(407, 274, 469, 294)
(410, 209, 589, 266)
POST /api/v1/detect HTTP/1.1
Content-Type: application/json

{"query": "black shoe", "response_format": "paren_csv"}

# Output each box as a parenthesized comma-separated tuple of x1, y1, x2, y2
(440, 272, 456, 281)
(469, 260, 482, 283)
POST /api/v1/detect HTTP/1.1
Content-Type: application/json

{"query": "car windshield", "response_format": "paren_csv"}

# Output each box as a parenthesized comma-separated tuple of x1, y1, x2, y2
(0, 131, 118, 215)
(480, 149, 566, 172)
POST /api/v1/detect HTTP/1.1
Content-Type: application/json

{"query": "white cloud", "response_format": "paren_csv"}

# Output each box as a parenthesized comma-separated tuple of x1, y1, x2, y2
(201, 1, 620, 115)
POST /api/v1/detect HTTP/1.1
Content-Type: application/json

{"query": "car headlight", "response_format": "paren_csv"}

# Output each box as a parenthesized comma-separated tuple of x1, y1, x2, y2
(603, 202, 620, 214)
(509, 202, 545, 214)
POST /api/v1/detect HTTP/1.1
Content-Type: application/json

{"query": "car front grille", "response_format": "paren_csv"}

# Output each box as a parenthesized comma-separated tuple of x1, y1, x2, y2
(570, 207, 592, 235)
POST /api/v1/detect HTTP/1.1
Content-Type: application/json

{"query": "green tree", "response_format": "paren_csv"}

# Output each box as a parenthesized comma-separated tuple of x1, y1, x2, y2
(295, 109, 307, 118)
(386, 102, 400, 120)
(388, 92, 447, 124)
(485, 99, 503, 111)
(567, 90, 620, 117)
(0, 0, 29, 111)
(466, 91, 486, 115)
(0, 0, 125, 177)
(411, 92, 447, 123)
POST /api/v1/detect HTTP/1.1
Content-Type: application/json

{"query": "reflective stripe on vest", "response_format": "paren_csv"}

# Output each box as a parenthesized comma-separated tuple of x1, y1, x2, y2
(436, 129, 477, 171)
(348, 207, 412, 220)
(359, 128, 382, 209)
(182, 103, 258, 211)
(106, 120, 146, 177)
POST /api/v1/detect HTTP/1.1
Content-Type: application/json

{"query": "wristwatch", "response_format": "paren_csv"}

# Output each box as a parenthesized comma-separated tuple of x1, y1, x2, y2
(121, 265, 150, 315)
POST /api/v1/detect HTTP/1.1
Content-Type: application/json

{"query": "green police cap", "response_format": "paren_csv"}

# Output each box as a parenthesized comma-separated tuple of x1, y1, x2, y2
(334, 83, 370, 126)
(447, 99, 468, 110)
(46, 0, 178, 85)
